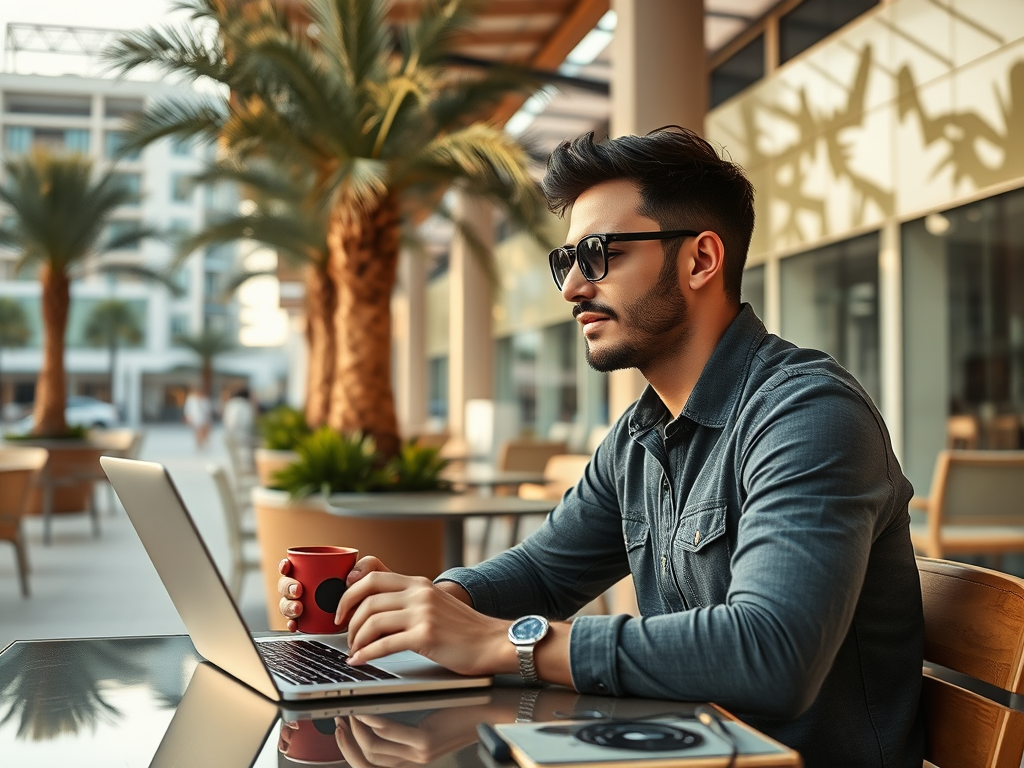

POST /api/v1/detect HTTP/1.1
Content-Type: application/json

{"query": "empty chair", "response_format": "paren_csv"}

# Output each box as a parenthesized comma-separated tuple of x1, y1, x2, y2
(222, 430, 259, 510)
(918, 557, 1024, 767)
(518, 454, 591, 501)
(207, 464, 260, 601)
(909, 450, 1024, 563)
(947, 415, 980, 449)
(0, 447, 49, 597)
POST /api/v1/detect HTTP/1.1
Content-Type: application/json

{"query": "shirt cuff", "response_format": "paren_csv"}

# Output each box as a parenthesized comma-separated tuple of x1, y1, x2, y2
(433, 567, 496, 614)
(569, 614, 629, 696)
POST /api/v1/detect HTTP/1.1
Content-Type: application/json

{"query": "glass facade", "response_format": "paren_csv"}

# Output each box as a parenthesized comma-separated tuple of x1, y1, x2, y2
(742, 264, 766, 321)
(903, 187, 1024, 490)
(780, 232, 881, 405)
(428, 356, 448, 421)
(709, 34, 764, 109)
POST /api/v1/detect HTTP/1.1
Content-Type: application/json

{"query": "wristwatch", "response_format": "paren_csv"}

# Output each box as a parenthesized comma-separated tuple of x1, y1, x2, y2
(508, 615, 550, 685)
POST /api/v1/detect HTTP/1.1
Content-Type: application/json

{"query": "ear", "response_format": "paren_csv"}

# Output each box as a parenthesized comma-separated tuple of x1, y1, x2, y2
(688, 231, 726, 292)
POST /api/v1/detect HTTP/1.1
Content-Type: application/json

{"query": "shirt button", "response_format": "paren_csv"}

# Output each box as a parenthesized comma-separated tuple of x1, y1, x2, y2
(596, 682, 609, 694)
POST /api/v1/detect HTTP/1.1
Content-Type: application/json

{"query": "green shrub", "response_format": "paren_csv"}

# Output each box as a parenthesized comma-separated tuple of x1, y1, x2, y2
(259, 406, 312, 451)
(271, 427, 392, 498)
(388, 439, 451, 492)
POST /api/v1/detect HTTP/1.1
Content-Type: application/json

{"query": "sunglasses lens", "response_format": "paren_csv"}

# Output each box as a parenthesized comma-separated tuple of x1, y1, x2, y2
(549, 248, 574, 288)
(576, 236, 605, 281)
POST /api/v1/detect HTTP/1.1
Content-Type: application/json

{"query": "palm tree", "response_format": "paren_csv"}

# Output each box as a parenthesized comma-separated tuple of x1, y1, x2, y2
(175, 325, 236, 398)
(0, 150, 154, 436)
(176, 158, 336, 425)
(105, 0, 547, 457)
(0, 297, 31, 419)
(83, 299, 144, 408)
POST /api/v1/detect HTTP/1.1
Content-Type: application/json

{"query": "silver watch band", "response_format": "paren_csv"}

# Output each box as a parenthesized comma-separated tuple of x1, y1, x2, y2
(516, 644, 541, 684)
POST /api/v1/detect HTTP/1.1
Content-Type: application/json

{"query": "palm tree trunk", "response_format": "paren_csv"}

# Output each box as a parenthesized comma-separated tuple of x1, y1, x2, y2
(326, 195, 401, 459)
(35, 265, 70, 436)
(303, 263, 336, 429)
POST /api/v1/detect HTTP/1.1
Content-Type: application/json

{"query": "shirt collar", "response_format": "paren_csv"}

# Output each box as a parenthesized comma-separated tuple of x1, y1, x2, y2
(628, 304, 767, 437)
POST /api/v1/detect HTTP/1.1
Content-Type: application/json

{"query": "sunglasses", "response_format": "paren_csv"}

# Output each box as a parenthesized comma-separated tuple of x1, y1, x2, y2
(548, 230, 700, 290)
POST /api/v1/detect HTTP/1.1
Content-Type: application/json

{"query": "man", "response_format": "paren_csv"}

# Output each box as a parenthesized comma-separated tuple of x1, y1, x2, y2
(278, 127, 924, 767)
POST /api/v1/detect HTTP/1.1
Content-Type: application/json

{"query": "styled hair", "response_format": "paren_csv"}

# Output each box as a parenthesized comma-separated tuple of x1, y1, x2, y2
(542, 126, 755, 303)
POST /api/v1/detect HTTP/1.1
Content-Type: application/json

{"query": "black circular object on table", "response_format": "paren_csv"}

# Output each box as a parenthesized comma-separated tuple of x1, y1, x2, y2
(573, 721, 703, 751)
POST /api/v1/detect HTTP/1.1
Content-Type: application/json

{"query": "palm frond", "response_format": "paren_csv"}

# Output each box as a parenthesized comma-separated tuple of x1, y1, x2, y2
(307, 0, 390, 96)
(399, 0, 481, 72)
(88, 263, 185, 296)
(102, 22, 226, 82)
(119, 96, 225, 155)
(99, 224, 161, 253)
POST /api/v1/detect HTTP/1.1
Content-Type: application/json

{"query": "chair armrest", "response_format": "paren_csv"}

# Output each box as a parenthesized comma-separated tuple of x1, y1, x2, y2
(909, 496, 930, 511)
(518, 482, 562, 501)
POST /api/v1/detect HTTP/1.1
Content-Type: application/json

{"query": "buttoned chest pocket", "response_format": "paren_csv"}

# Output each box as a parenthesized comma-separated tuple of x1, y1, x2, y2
(670, 499, 730, 607)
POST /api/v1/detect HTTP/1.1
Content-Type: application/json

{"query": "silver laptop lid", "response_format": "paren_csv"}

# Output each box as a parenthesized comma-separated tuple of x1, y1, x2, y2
(101, 456, 282, 701)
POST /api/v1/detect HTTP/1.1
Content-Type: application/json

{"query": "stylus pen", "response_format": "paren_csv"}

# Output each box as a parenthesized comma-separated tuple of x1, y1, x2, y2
(477, 722, 514, 763)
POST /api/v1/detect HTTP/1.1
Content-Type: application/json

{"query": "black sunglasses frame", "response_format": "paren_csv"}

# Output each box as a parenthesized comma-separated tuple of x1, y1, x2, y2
(548, 230, 701, 290)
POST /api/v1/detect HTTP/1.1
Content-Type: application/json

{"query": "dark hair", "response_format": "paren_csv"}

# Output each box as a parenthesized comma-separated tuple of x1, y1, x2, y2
(542, 126, 755, 303)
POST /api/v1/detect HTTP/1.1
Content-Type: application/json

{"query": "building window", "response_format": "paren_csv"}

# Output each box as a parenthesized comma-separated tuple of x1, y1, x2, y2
(171, 174, 193, 203)
(742, 264, 766, 320)
(779, 0, 879, 65)
(780, 231, 880, 404)
(903, 187, 1024, 490)
(103, 220, 143, 251)
(428, 356, 449, 421)
(64, 129, 89, 153)
(105, 131, 141, 160)
(104, 97, 144, 119)
(4, 92, 91, 116)
(169, 314, 190, 343)
(710, 33, 765, 109)
(110, 172, 142, 203)
(3, 126, 31, 153)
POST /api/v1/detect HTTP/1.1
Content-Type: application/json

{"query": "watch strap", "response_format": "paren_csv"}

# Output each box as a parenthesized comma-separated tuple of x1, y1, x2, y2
(516, 643, 541, 684)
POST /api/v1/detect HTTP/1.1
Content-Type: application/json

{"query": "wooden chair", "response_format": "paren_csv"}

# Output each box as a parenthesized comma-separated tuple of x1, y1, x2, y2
(479, 439, 568, 559)
(0, 447, 49, 597)
(918, 557, 1024, 767)
(207, 464, 260, 601)
(517, 454, 591, 501)
(947, 415, 980, 449)
(909, 450, 1024, 563)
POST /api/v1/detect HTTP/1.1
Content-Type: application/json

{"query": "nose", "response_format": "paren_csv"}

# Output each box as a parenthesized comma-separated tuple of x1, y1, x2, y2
(560, 258, 595, 303)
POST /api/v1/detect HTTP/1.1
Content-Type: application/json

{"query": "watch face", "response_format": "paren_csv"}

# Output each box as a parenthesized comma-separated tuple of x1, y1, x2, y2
(511, 616, 547, 642)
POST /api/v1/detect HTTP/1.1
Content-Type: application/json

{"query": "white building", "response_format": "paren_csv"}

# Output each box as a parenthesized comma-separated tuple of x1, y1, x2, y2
(0, 71, 288, 424)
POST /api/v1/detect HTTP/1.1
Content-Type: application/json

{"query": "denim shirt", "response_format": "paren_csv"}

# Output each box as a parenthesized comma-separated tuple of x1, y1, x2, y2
(438, 305, 924, 768)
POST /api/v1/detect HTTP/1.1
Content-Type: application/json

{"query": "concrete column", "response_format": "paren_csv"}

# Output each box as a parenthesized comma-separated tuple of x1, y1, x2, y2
(393, 248, 428, 437)
(879, 219, 903, 459)
(447, 194, 495, 442)
(606, 0, 706, 419)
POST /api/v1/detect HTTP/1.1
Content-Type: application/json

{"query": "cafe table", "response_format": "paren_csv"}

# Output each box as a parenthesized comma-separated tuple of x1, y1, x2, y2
(442, 462, 549, 494)
(0, 634, 802, 767)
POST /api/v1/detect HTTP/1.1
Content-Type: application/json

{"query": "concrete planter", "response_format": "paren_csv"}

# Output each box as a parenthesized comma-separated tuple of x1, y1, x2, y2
(251, 487, 445, 630)
(253, 448, 298, 488)
(8, 439, 105, 515)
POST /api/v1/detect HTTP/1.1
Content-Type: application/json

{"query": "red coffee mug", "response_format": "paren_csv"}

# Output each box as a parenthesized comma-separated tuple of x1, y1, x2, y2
(280, 718, 344, 764)
(287, 546, 359, 634)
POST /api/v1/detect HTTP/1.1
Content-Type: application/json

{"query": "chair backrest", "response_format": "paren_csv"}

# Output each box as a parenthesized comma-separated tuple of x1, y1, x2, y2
(947, 415, 980, 449)
(919, 557, 1024, 767)
(927, 450, 1024, 528)
(989, 414, 1022, 450)
(543, 454, 590, 485)
(497, 439, 568, 473)
(87, 429, 137, 456)
(207, 464, 245, 558)
(0, 447, 49, 535)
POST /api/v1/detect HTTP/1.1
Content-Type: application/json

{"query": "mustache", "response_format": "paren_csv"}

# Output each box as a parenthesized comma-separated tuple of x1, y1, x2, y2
(573, 301, 618, 321)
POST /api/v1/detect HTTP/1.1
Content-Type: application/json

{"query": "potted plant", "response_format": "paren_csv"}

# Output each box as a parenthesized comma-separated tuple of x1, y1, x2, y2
(253, 405, 312, 487)
(251, 429, 449, 630)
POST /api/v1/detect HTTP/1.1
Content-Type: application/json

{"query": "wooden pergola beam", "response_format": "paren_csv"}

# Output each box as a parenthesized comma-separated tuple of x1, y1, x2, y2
(487, 0, 609, 127)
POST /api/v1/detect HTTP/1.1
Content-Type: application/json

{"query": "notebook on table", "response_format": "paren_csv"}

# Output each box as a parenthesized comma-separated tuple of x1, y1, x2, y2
(101, 456, 492, 702)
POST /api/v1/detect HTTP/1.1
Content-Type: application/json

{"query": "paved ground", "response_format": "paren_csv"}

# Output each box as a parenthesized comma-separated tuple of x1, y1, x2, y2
(0, 425, 270, 651)
(0, 425, 522, 651)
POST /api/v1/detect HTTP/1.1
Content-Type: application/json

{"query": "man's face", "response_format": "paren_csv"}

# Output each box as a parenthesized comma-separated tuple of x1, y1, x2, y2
(560, 179, 690, 373)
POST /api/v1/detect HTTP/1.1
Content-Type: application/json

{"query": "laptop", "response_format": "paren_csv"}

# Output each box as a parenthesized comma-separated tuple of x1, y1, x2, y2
(150, 661, 491, 768)
(101, 456, 493, 701)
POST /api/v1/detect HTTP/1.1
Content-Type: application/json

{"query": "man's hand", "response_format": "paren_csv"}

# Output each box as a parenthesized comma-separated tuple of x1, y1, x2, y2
(277, 556, 393, 633)
(338, 571, 518, 677)
(334, 709, 478, 768)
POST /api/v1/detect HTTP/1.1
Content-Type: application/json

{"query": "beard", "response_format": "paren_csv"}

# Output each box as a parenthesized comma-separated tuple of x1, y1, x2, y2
(580, 257, 690, 373)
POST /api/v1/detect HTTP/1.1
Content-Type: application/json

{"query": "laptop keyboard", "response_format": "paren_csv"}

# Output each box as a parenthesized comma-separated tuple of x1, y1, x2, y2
(257, 639, 398, 685)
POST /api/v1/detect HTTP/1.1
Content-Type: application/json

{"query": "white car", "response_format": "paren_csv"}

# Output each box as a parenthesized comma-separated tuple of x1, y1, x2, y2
(8, 396, 120, 434)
